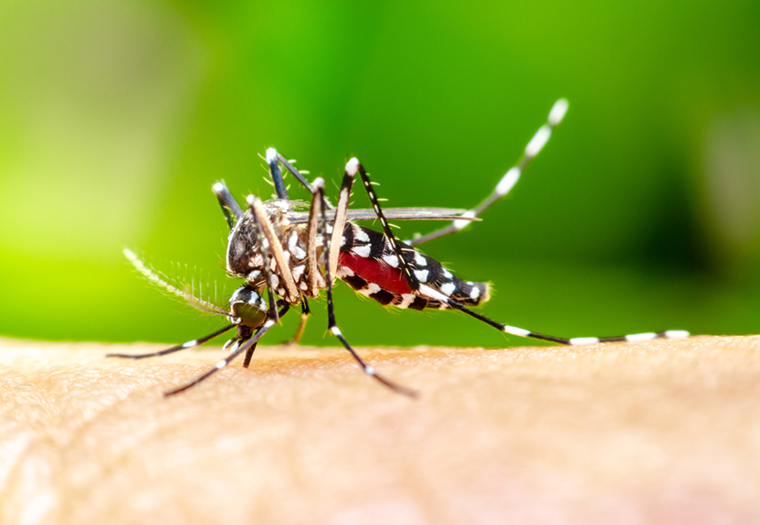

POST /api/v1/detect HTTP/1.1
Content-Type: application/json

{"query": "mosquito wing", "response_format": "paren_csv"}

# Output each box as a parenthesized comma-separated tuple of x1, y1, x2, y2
(287, 207, 481, 224)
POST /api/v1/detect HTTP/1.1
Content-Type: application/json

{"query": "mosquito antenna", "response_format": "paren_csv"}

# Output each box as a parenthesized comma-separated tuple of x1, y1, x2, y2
(123, 249, 233, 317)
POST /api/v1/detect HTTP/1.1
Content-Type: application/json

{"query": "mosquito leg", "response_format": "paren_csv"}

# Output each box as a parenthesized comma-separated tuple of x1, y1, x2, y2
(351, 149, 689, 348)
(286, 299, 310, 346)
(212, 181, 244, 229)
(409, 98, 569, 247)
(275, 152, 310, 193)
(305, 177, 326, 296)
(244, 198, 281, 324)
(247, 195, 301, 305)
(265, 148, 289, 200)
(274, 151, 335, 210)
(327, 160, 360, 285)
(107, 324, 237, 359)
(163, 316, 278, 396)
(347, 159, 483, 318)
(318, 189, 417, 397)
(242, 303, 291, 367)
(349, 158, 422, 292)
(346, 140, 689, 348)
(417, 284, 689, 345)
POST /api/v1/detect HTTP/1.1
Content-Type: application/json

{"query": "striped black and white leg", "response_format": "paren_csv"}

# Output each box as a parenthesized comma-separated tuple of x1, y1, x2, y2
(316, 176, 417, 397)
(106, 323, 237, 360)
(343, 158, 690, 346)
(409, 98, 569, 247)
(163, 315, 279, 396)
(350, 158, 421, 291)
(417, 284, 689, 345)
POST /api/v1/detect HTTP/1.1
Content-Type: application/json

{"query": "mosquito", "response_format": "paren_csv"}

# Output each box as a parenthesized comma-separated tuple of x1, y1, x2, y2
(110, 99, 689, 396)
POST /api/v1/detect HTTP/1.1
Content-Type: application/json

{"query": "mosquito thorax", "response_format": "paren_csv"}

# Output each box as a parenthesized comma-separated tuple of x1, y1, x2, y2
(225, 202, 297, 280)
(225, 199, 325, 303)
(229, 286, 268, 329)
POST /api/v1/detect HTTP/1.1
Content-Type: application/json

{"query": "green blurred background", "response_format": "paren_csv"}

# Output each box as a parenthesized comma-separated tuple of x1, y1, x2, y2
(1, 0, 759, 348)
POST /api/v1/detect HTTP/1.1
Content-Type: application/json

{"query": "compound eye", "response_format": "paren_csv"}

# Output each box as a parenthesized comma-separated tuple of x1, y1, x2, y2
(229, 286, 268, 328)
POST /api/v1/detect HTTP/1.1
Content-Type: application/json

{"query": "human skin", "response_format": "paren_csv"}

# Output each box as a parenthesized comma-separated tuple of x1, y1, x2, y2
(1, 335, 759, 524)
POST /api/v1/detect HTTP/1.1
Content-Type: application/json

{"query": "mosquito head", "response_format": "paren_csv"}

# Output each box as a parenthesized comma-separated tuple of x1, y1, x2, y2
(226, 208, 262, 279)
(229, 286, 268, 329)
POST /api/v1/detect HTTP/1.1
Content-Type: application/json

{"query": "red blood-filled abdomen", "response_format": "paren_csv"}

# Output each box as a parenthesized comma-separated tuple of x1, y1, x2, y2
(338, 251, 412, 295)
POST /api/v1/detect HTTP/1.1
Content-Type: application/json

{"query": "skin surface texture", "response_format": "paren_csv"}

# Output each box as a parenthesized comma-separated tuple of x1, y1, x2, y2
(1, 335, 759, 524)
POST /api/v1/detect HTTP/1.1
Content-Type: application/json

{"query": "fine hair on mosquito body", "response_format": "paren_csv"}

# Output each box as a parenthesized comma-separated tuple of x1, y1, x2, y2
(110, 99, 690, 397)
